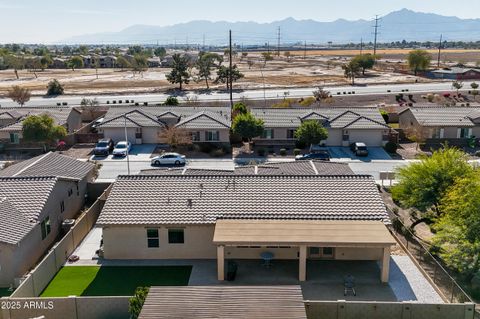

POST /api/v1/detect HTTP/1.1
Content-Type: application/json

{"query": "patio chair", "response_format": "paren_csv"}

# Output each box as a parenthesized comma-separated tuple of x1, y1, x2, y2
(344, 274, 356, 296)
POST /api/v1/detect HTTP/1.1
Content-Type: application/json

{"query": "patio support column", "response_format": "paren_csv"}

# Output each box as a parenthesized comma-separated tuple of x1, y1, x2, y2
(299, 245, 307, 282)
(381, 246, 390, 283)
(217, 245, 225, 281)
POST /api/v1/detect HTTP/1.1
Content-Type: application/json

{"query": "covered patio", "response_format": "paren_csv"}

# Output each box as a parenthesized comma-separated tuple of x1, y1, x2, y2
(213, 220, 396, 283)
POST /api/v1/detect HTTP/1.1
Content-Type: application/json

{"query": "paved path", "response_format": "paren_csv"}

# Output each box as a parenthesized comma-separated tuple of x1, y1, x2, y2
(389, 255, 444, 303)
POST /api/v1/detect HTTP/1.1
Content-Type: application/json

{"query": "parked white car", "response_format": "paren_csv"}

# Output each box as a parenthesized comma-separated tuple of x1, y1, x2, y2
(151, 153, 186, 166)
(112, 141, 131, 157)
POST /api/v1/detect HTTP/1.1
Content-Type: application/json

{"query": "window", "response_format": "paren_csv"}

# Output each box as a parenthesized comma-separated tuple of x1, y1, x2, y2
(191, 131, 200, 141)
(287, 129, 296, 139)
(76, 183, 79, 196)
(432, 128, 445, 139)
(262, 129, 274, 139)
(9, 133, 19, 144)
(135, 128, 142, 139)
(309, 247, 320, 255)
(147, 229, 159, 248)
(60, 201, 65, 213)
(41, 217, 51, 240)
(205, 131, 219, 141)
(458, 128, 472, 138)
(342, 130, 349, 141)
(168, 229, 184, 244)
(68, 189, 73, 197)
(323, 247, 334, 256)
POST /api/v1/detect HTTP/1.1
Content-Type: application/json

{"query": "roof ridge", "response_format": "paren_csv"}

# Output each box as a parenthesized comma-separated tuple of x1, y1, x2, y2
(176, 111, 230, 128)
(0, 175, 59, 181)
(343, 115, 389, 129)
(118, 174, 372, 180)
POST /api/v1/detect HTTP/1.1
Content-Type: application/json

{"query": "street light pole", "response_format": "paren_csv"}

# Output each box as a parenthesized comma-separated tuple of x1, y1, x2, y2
(124, 114, 130, 175)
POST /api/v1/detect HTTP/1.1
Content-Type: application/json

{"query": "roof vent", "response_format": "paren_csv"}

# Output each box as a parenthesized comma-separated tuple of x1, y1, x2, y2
(187, 198, 193, 208)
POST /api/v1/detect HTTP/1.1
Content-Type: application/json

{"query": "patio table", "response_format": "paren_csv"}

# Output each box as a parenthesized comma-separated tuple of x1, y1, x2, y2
(261, 251, 274, 268)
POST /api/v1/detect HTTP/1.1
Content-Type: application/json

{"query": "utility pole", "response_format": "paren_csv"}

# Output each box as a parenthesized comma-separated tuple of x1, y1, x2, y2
(304, 41, 307, 60)
(360, 38, 363, 55)
(277, 26, 281, 57)
(123, 115, 130, 176)
(229, 30, 233, 108)
(203, 34, 205, 50)
(267, 42, 270, 54)
(437, 34, 443, 68)
(372, 15, 380, 56)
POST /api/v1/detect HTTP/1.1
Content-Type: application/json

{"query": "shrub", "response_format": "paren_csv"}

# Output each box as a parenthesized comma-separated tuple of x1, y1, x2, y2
(426, 93, 434, 102)
(46, 79, 64, 96)
(384, 141, 398, 153)
(295, 140, 306, 149)
(199, 143, 215, 153)
(210, 149, 225, 157)
(272, 98, 295, 108)
(164, 96, 179, 106)
(257, 148, 266, 156)
(279, 148, 287, 156)
(299, 96, 316, 107)
(293, 148, 301, 156)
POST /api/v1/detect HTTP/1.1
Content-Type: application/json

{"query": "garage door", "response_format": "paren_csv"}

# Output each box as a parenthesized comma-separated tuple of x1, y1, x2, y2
(349, 129, 383, 146)
(102, 128, 137, 144)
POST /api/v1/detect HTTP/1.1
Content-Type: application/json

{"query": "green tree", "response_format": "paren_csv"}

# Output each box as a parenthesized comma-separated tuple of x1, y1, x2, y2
(68, 56, 84, 71)
(78, 45, 89, 55)
(471, 82, 479, 101)
(261, 52, 273, 66)
(154, 47, 167, 58)
(342, 61, 360, 85)
(433, 171, 480, 279)
(46, 79, 64, 96)
(4, 55, 23, 79)
(22, 114, 67, 145)
(407, 49, 432, 76)
(294, 120, 328, 146)
(352, 54, 376, 75)
(392, 146, 473, 216)
(232, 112, 264, 141)
(128, 287, 149, 319)
(452, 81, 464, 95)
(214, 65, 244, 90)
(132, 54, 148, 77)
(40, 55, 53, 70)
(7, 85, 31, 106)
(195, 52, 223, 89)
(116, 56, 131, 71)
(166, 54, 190, 90)
(232, 102, 248, 118)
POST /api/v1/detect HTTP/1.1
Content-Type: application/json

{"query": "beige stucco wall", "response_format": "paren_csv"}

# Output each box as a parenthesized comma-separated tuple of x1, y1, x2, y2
(187, 128, 230, 143)
(100, 127, 137, 144)
(67, 110, 82, 133)
(102, 225, 217, 259)
(335, 247, 383, 260)
(0, 178, 88, 288)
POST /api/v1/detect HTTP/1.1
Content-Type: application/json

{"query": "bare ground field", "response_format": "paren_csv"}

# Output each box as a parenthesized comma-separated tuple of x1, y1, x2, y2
(0, 49, 478, 96)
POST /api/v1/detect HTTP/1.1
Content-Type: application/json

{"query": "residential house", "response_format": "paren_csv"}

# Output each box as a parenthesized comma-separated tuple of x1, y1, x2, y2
(251, 107, 391, 147)
(147, 57, 161, 68)
(95, 107, 231, 145)
(399, 107, 480, 143)
(51, 57, 67, 69)
(0, 152, 95, 287)
(0, 108, 82, 145)
(97, 174, 395, 283)
(428, 67, 480, 80)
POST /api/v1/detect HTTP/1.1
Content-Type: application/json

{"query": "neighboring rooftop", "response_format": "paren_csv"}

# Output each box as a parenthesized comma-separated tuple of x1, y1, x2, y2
(0, 152, 95, 180)
(139, 160, 354, 176)
(0, 108, 79, 132)
(97, 175, 388, 226)
(0, 176, 66, 244)
(251, 107, 388, 129)
(139, 286, 306, 319)
(401, 107, 480, 127)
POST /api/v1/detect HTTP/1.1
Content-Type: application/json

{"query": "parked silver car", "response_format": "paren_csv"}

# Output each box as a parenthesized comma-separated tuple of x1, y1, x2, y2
(151, 153, 186, 166)
(112, 141, 132, 157)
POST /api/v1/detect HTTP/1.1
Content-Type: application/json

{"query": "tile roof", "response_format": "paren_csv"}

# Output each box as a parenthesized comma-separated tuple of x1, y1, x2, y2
(176, 111, 231, 129)
(251, 107, 388, 129)
(0, 152, 94, 180)
(100, 106, 231, 129)
(97, 175, 388, 226)
(0, 176, 64, 244)
(96, 109, 165, 128)
(139, 161, 353, 176)
(0, 108, 78, 132)
(403, 107, 480, 127)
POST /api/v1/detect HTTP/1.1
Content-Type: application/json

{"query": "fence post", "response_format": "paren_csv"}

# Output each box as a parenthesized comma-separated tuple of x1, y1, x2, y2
(433, 264, 437, 284)
(451, 280, 455, 303)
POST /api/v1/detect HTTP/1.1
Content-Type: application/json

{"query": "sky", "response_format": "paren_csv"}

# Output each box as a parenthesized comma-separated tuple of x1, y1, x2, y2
(1, 0, 480, 43)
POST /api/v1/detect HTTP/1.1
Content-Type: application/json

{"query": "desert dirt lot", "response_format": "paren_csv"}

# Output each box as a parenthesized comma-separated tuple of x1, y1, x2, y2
(1, 49, 479, 96)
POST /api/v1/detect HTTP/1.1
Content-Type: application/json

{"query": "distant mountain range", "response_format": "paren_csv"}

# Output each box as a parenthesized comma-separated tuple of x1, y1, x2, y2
(61, 9, 480, 45)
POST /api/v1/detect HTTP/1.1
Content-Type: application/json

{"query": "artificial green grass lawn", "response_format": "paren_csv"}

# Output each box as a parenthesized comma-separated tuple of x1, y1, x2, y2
(0, 287, 12, 297)
(40, 266, 192, 297)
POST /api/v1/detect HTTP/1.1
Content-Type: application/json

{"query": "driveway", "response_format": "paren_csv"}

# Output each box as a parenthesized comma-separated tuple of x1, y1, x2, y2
(328, 147, 391, 161)
(90, 144, 156, 161)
